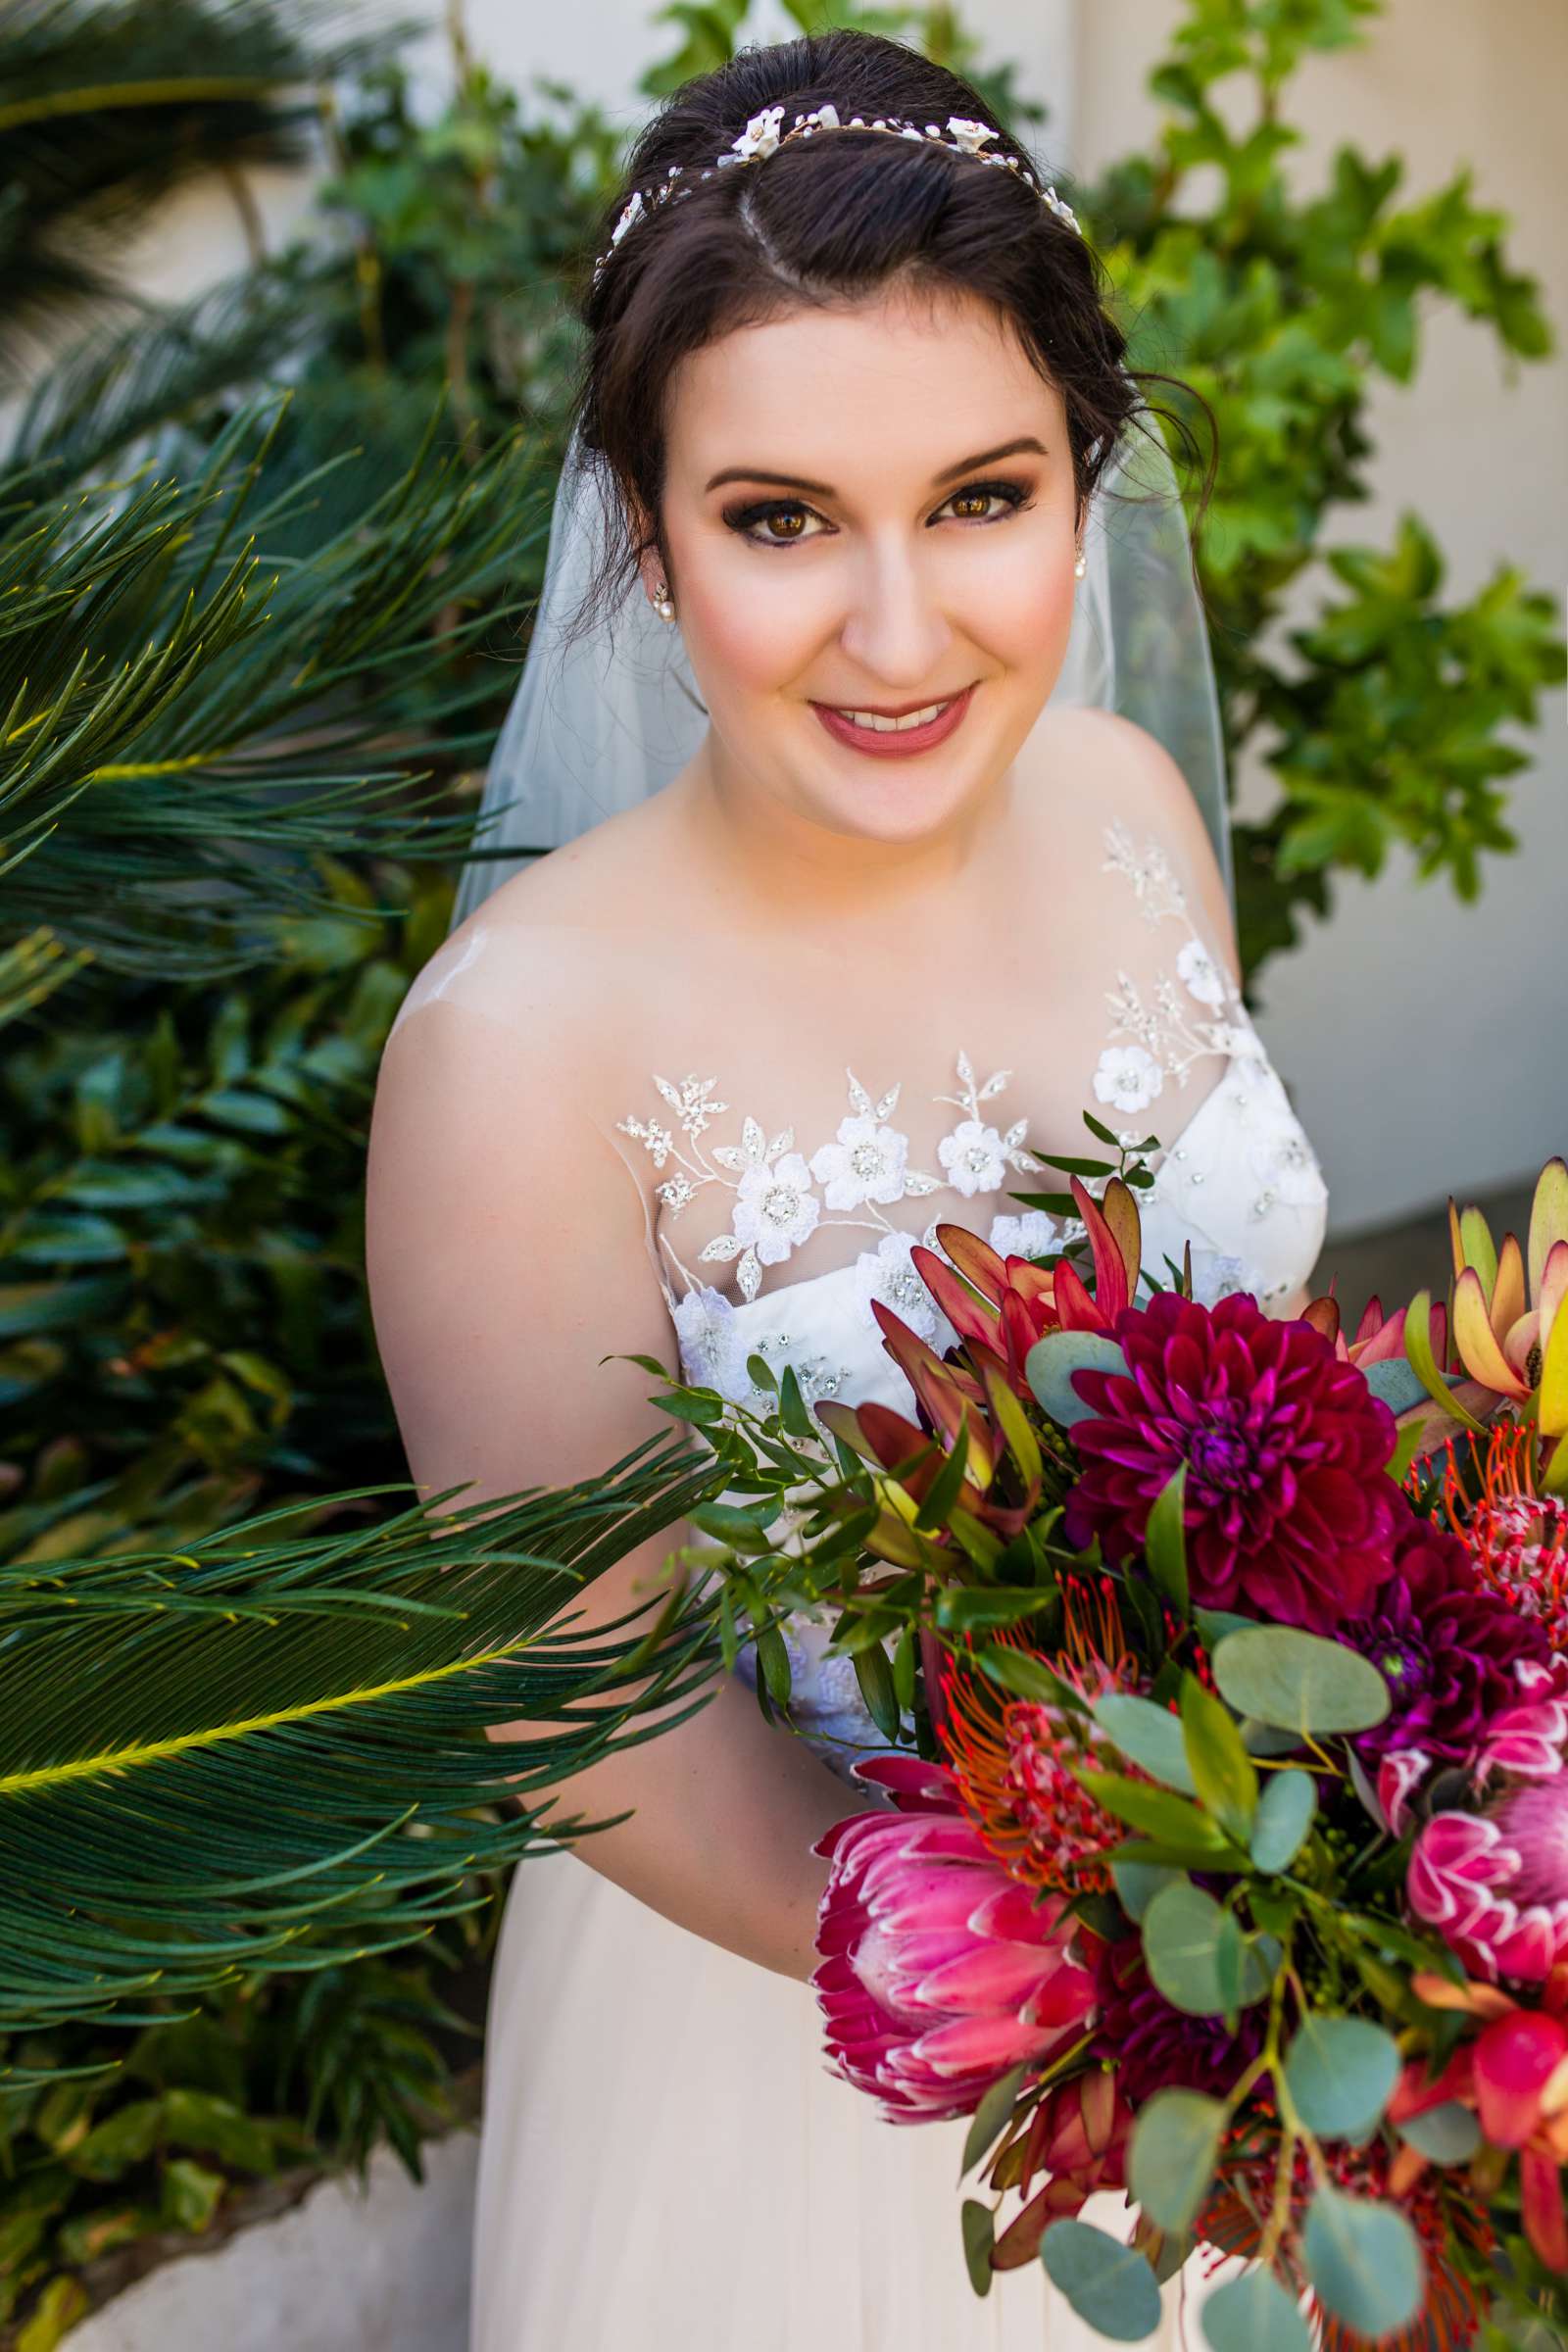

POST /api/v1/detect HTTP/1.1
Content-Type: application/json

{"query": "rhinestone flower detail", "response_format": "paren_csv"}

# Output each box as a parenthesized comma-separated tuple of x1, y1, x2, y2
(808, 1072, 909, 1209)
(1093, 1042, 1164, 1113)
(732, 1152, 820, 1265)
(851, 1229, 952, 1351)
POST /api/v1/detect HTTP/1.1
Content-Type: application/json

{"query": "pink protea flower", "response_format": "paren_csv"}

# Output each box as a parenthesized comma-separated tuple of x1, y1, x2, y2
(1407, 1661, 1568, 1984)
(810, 1753, 1098, 2125)
(1062, 1290, 1400, 1631)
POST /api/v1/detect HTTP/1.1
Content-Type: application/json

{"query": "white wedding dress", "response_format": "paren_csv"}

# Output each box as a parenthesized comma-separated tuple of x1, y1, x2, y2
(456, 815, 1331, 2351)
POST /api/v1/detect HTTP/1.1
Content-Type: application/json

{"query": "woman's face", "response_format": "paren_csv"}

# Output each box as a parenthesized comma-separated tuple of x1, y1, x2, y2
(645, 280, 1082, 854)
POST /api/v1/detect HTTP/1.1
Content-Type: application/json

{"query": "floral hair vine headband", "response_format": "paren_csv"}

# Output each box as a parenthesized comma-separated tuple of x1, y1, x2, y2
(592, 102, 1081, 289)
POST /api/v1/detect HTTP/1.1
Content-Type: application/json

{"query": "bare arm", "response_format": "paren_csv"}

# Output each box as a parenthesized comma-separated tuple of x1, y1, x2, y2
(365, 981, 863, 1983)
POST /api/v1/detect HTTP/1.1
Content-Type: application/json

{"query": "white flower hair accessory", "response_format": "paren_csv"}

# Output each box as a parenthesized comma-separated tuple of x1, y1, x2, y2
(592, 102, 1080, 288)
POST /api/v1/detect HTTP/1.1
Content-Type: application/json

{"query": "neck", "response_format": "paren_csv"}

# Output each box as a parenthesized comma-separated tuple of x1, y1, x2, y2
(669, 730, 1016, 941)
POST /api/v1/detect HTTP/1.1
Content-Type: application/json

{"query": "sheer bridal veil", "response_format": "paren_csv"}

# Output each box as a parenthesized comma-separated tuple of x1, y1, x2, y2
(449, 395, 1231, 934)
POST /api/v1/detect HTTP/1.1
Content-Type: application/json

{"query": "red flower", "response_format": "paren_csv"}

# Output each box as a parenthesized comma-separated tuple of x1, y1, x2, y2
(1398, 1966, 1568, 2276)
(936, 1586, 1138, 1898)
(1062, 1291, 1400, 1631)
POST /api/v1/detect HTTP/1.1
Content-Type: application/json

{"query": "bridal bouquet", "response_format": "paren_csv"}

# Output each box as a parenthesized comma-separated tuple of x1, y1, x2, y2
(656, 1143, 1568, 2351)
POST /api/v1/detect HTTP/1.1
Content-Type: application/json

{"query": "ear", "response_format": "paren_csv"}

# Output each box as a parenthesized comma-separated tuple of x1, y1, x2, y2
(625, 495, 666, 600)
(636, 546, 666, 602)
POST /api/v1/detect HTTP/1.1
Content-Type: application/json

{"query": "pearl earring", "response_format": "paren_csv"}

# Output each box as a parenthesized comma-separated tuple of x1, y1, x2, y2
(1073, 546, 1088, 579)
(651, 578, 675, 622)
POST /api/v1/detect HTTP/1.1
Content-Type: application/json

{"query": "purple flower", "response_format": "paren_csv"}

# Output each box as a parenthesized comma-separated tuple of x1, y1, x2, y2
(1343, 1508, 1549, 1766)
(1063, 1291, 1400, 1633)
(1091, 1936, 1264, 2105)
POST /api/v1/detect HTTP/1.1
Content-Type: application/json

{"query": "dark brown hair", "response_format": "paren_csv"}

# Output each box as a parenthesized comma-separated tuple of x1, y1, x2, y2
(561, 28, 1213, 644)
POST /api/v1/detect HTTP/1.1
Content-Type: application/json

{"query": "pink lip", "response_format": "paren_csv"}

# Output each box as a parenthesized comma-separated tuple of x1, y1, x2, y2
(810, 684, 975, 757)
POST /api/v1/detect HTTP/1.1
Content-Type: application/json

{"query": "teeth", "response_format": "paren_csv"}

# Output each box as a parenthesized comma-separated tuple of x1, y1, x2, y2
(835, 700, 951, 732)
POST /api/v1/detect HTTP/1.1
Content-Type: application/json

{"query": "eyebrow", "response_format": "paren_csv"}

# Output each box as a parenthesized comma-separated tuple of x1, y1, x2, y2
(703, 436, 1049, 497)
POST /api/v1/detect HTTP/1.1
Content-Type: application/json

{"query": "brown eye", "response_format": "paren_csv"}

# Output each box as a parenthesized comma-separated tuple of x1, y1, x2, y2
(950, 490, 992, 519)
(761, 508, 808, 540)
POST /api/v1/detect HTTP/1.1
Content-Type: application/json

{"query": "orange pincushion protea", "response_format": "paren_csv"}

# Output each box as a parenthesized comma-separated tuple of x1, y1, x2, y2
(936, 1578, 1139, 1898)
(1441, 1417, 1568, 1652)
(1200, 2134, 1494, 2352)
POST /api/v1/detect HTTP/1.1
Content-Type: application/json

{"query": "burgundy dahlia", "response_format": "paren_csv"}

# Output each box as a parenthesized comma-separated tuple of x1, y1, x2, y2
(1343, 1506, 1550, 1765)
(1091, 1935, 1265, 2106)
(1062, 1291, 1399, 1632)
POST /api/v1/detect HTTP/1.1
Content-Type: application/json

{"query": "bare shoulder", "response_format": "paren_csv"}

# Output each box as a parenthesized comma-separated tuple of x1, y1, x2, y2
(386, 793, 678, 1064)
(1021, 705, 1238, 980)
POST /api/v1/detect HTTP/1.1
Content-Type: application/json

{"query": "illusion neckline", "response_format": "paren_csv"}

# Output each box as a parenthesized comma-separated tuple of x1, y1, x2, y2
(710, 1047, 1249, 1325)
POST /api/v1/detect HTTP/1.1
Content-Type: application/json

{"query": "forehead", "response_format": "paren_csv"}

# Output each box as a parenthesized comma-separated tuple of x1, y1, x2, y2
(662, 284, 1060, 478)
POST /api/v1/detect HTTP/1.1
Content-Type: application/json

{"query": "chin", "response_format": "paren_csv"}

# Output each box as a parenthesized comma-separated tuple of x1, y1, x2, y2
(803, 767, 996, 843)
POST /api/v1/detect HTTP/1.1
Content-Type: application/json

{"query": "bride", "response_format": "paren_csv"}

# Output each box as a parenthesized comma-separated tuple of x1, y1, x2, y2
(366, 28, 1329, 2350)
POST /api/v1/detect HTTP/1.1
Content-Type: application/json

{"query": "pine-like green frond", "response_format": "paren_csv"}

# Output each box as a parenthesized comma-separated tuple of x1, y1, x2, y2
(0, 393, 554, 975)
(0, 0, 413, 381)
(0, 1428, 734, 2043)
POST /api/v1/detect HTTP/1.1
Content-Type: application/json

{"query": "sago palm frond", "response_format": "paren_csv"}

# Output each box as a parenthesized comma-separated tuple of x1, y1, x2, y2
(2, 257, 330, 487)
(0, 1425, 733, 2047)
(0, 0, 411, 381)
(0, 392, 552, 976)
(0, 927, 96, 1032)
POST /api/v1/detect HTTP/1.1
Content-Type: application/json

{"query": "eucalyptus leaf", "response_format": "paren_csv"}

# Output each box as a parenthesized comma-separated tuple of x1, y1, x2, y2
(1283, 2014, 1400, 2143)
(1127, 2089, 1225, 2234)
(1300, 2184, 1424, 2337)
(1025, 1330, 1129, 1429)
(1093, 1693, 1198, 1794)
(1200, 2266, 1313, 2352)
(1360, 1358, 1433, 1416)
(1141, 1883, 1270, 2018)
(1108, 1862, 1183, 1922)
(1249, 1771, 1316, 1872)
(1211, 1627, 1390, 1736)
(1040, 2220, 1163, 2341)
(1395, 2100, 1483, 2165)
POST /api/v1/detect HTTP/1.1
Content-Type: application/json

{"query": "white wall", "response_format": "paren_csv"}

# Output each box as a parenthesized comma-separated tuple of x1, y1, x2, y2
(1074, 0, 1568, 1233)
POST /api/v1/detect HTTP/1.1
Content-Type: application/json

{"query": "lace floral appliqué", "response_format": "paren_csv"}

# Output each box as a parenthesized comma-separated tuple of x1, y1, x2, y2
(1093, 822, 1258, 1113)
(616, 1052, 1045, 1308)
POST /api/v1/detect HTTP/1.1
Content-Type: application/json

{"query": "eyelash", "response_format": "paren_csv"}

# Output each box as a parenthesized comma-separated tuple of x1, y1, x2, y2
(720, 477, 1036, 549)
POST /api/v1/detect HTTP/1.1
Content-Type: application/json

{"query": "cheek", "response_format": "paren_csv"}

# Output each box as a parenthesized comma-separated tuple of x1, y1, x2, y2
(976, 535, 1078, 676)
(680, 559, 823, 697)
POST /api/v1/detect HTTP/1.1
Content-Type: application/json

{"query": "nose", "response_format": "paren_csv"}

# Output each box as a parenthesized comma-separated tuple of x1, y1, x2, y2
(835, 535, 955, 689)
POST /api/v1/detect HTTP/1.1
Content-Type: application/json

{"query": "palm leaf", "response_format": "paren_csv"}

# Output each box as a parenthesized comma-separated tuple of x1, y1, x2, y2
(0, 1426, 734, 2045)
(2, 256, 330, 485)
(0, 0, 414, 380)
(0, 391, 554, 975)
(0, 928, 96, 1032)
